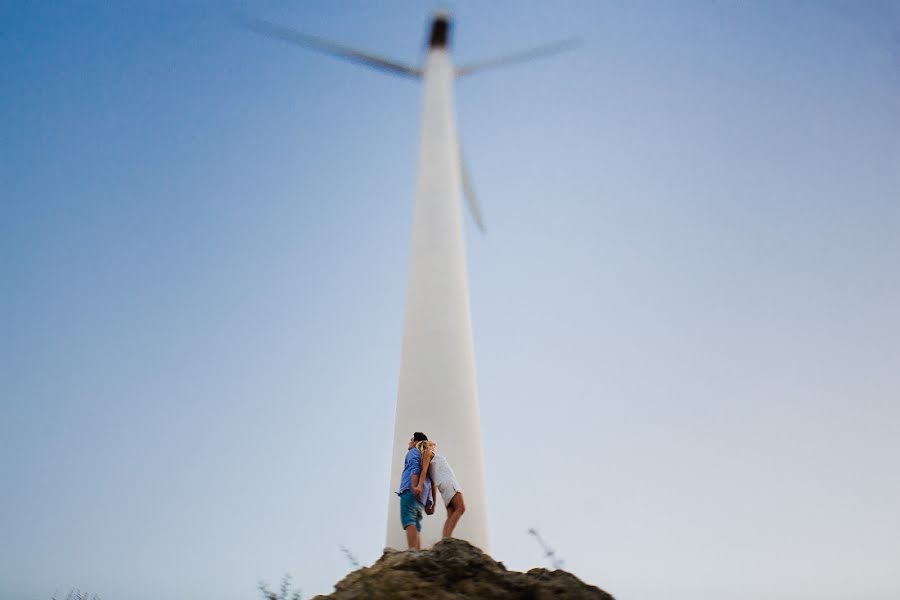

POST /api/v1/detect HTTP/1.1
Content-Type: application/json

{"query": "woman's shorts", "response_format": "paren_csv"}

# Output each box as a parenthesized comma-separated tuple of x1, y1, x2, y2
(399, 489, 424, 531)
(438, 480, 462, 507)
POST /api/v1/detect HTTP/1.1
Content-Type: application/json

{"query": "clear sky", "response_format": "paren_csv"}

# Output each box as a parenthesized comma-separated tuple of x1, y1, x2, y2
(2, 2, 899, 599)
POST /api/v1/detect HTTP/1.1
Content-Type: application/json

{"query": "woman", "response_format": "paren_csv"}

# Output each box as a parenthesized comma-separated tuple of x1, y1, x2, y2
(414, 440, 466, 538)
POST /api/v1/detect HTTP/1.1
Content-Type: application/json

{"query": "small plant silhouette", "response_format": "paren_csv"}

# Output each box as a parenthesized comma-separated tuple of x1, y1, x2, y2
(339, 545, 360, 568)
(258, 574, 301, 600)
(52, 589, 101, 600)
(527, 528, 565, 569)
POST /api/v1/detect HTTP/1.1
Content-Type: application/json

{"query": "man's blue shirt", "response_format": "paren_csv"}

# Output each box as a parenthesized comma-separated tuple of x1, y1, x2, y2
(396, 447, 432, 508)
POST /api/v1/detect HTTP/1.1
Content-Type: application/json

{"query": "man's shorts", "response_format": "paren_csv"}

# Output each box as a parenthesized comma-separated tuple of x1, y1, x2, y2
(399, 489, 424, 532)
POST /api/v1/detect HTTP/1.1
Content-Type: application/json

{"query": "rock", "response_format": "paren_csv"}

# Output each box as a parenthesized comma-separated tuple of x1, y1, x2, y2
(311, 538, 614, 600)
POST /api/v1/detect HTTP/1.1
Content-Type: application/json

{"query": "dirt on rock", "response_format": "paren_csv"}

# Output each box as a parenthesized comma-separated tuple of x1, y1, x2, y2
(311, 538, 614, 600)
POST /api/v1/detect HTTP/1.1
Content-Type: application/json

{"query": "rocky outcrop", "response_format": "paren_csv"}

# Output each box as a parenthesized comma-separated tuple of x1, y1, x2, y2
(311, 538, 614, 600)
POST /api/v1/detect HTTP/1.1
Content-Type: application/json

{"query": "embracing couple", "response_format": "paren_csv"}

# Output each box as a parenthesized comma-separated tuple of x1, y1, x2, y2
(396, 431, 467, 549)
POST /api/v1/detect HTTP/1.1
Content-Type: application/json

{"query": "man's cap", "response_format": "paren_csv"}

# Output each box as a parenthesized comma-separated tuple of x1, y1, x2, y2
(413, 432, 428, 441)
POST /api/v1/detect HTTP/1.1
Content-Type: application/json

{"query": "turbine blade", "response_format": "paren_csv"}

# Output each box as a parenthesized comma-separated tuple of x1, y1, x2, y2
(240, 17, 422, 79)
(456, 38, 581, 77)
(460, 153, 486, 233)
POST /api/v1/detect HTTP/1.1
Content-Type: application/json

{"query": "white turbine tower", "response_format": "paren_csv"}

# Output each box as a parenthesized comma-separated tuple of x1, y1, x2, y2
(245, 12, 576, 552)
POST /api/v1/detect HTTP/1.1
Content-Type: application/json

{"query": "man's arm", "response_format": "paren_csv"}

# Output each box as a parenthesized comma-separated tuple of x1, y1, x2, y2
(410, 471, 421, 499)
(408, 450, 423, 499)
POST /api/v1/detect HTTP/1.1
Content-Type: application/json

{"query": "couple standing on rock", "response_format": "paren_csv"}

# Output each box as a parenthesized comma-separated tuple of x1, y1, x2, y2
(396, 431, 467, 549)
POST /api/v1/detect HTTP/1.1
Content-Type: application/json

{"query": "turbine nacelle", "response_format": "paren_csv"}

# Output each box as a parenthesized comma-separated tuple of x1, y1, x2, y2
(428, 12, 452, 50)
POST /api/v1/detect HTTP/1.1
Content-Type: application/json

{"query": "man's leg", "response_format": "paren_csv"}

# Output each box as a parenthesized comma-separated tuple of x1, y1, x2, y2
(405, 524, 419, 549)
(400, 491, 421, 549)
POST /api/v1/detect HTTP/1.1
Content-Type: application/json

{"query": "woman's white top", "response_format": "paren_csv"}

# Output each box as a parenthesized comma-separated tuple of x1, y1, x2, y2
(428, 453, 462, 506)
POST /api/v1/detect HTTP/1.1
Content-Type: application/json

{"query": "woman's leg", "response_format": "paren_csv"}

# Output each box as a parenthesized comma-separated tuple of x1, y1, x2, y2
(442, 492, 466, 538)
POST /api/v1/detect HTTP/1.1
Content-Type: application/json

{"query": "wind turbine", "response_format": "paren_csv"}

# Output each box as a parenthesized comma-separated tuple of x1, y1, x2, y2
(245, 11, 576, 552)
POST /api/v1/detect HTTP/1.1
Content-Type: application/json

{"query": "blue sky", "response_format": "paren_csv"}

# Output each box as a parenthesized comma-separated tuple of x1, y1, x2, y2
(2, 2, 899, 599)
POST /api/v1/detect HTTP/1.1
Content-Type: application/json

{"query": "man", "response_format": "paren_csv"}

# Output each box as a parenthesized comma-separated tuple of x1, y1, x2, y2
(396, 431, 435, 549)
